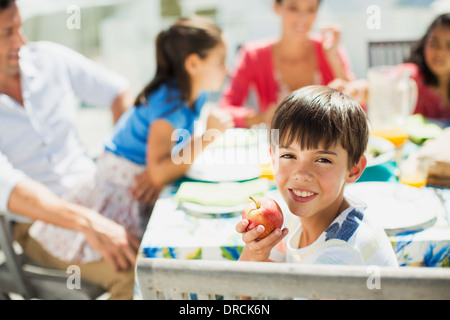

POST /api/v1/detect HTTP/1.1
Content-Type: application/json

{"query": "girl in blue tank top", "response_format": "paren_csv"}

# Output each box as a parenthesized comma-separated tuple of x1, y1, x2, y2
(29, 16, 233, 264)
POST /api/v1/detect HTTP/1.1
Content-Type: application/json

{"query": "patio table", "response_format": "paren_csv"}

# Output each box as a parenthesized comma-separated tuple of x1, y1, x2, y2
(138, 178, 450, 267)
(135, 129, 450, 299)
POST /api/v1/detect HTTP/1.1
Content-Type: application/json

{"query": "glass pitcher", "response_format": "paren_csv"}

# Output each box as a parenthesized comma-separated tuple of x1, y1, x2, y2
(367, 65, 418, 147)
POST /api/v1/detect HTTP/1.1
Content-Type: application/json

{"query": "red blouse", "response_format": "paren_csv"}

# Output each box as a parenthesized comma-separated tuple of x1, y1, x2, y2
(401, 63, 450, 120)
(219, 36, 354, 127)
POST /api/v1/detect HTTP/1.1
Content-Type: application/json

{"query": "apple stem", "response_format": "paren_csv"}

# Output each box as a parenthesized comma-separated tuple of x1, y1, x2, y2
(249, 196, 260, 209)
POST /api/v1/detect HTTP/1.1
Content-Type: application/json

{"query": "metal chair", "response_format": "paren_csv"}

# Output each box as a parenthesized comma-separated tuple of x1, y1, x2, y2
(0, 211, 106, 299)
(368, 40, 416, 68)
(136, 258, 450, 300)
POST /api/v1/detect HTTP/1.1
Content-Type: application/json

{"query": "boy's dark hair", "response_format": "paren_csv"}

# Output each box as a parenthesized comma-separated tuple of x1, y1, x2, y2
(270, 85, 369, 169)
(134, 15, 223, 107)
(0, 0, 14, 10)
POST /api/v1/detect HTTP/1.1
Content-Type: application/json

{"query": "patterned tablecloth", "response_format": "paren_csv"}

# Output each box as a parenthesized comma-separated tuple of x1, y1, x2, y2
(139, 186, 245, 261)
(139, 182, 450, 268)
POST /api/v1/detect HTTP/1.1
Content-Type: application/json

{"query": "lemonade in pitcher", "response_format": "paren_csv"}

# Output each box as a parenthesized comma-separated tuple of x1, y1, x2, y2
(371, 127, 409, 147)
(367, 66, 417, 147)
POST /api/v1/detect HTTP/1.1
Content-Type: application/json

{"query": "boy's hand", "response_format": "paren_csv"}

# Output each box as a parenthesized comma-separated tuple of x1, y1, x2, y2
(236, 219, 288, 262)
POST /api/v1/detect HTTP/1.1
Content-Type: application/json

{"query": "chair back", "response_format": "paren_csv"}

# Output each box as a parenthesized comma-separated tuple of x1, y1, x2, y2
(136, 258, 450, 300)
(0, 212, 105, 299)
(368, 40, 416, 67)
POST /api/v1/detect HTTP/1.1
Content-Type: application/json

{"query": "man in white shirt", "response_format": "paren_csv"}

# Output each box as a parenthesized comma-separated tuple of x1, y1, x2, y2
(0, 0, 137, 299)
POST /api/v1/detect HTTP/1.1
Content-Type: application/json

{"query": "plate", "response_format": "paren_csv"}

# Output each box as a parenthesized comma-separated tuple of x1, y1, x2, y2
(186, 128, 268, 182)
(345, 182, 441, 235)
(365, 136, 396, 167)
(179, 201, 245, 218)
(186, 160, 261, 182)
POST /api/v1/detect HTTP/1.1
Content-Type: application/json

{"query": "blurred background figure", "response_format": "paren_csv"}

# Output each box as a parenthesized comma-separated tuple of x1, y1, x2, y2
(331, 12, 450, 124)
(404, 12, 450, 120)
(0, 0, 137, 299)
(18, 0, 445, 153)
(28, 15, 232, 268)
(218, 0, 354, 128)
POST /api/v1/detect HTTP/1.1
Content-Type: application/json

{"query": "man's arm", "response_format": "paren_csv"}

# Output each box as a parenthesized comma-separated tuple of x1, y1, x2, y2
(7, 179, 140, 272)
(46, 42, 132, 120)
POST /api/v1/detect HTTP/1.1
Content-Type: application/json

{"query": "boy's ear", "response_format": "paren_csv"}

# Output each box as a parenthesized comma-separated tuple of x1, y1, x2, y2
(346, 155, 367, 183)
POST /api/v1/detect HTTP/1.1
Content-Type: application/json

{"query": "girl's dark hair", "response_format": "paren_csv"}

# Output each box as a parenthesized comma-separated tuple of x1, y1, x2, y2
(134, 16, 222, 107)
(270, 85, 368, 169)
(406, 13, 450, 92)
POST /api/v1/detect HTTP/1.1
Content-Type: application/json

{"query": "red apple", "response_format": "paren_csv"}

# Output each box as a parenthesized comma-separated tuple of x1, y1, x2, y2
(242, 196, 284, 239)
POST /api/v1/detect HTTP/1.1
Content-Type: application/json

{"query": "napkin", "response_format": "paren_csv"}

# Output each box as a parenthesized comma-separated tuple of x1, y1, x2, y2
(175, 178, 270, 207)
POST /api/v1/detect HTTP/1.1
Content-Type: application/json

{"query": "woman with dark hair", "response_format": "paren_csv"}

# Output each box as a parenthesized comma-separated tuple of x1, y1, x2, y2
(332, 13, 450, 121)
(403, 13, 450, 120)
(219, 0, 355, 128)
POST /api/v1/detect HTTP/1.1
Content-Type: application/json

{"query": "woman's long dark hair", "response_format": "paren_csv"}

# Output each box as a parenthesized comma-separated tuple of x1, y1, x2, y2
(134, 16, 222, 107)
(406, 13, 450, 96)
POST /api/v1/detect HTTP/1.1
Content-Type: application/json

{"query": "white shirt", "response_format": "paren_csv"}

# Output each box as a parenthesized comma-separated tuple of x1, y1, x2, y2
(0, 41, 128, 214)
(270, 204, 399, 267)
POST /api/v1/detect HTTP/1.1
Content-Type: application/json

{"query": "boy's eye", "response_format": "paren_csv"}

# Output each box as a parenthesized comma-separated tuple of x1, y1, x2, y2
(317, 158, 332, 164)
(280, 153, 295, 159)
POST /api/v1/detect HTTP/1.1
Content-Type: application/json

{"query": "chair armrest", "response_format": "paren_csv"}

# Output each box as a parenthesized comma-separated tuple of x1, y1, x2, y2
(0, 213, 35, 298)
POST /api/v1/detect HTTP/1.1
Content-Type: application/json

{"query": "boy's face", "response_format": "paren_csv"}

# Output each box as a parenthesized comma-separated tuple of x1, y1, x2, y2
(271, 139, 366, 221)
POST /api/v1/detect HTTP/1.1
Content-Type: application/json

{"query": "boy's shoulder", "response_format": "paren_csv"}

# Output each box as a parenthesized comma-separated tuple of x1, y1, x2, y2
(325, 203, 388, 247)
(324, 205, 366, 243)
(323, 203, 398, 266)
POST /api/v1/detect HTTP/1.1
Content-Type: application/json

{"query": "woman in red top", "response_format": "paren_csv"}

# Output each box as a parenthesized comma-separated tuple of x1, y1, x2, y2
(404, 13, 450, 121)
(219, 0, 355, 128)
(333, 13, 450, 123)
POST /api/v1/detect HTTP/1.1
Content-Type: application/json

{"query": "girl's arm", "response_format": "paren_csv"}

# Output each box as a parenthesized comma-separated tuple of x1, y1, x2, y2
(146, 109, 233, 189)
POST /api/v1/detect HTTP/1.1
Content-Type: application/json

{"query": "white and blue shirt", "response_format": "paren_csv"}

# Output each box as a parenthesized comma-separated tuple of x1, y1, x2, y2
(270, 203, 399, 267)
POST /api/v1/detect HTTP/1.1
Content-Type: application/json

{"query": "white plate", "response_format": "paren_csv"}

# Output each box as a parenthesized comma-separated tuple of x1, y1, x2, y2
(186, 128, 268, 182)
(179, 201, 245, 218)
(186, 160, 261, 182)
(365, 136, 396, 167)
(345, 182, 441, 235)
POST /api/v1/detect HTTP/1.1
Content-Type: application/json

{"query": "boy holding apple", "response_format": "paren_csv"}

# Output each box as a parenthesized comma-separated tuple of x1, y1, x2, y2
(236, 85, 398, 266)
